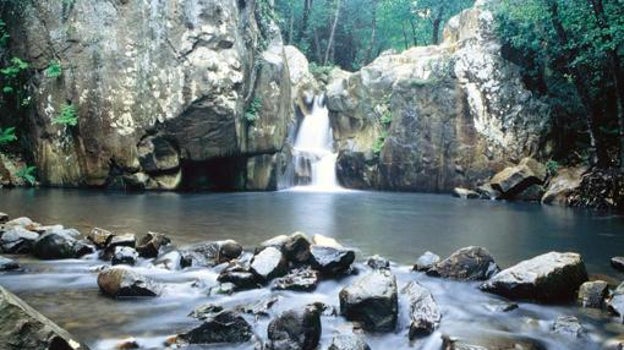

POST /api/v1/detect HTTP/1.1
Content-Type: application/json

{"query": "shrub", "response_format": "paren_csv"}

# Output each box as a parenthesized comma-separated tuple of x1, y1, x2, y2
(546, 159, 559, 177)
(0, 127, 17, 145)
(244, 97, 262, 123)
(52, 103, 78, 126)
(45, 60, 62, 78)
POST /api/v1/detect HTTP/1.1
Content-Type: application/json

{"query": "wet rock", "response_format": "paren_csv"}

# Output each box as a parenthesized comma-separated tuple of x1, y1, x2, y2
(312, 234, 343, 248)
(272, 267, 319, 291)
(339, 269, 398, 332)
(608, 282, 624, 322)
(32, 231, 78, 260)
(515, 184, 546, 202)
(481, 251, 588, 303)
(577, 280, 608, 308)
(283, 232, 312, 264)
(0, 285, 89, 350)
(179, 310, 252, 344)
(72, 240, 96, 258)
(267, 304, 321, 350)
(328, 334, 371, 350)
(541, 166, 586, 206)
(366, 255, 390, 270)
(401, 281, 441, 339)
(217, 262, 260, 291)
(0, 212, 8, 224)
(489, 158, 545, 197)
(483, 301, 519, 313)
(452, 187, 480, 199)
(111, 246, 139, 266)
(0, 255, 19, 271)
(5, 216, 35, 227)
(476, 183, 502, 200)
(154, 250, 188, 270)
(238, 295, 279, 318)
(107, 233, 136, 249)
(604, 336, 624, 350)
(97, 267, 160, 298)
(87, 227, 114, 249)
(441, 333, 546, 350)
(427, 246, 499, 281)
(136, 232, 170, 258)
(611, 256, 624, 272)
(310, 245, 355, 276)
(552, 315, 585, 338)
(0, 226, 39, 253)
(413, 251, 440, 271)
(250, 246, 288, 282)
(183, 239, 243, 267)
(116, 337, 140, 349)
(189, 304, 224, 321)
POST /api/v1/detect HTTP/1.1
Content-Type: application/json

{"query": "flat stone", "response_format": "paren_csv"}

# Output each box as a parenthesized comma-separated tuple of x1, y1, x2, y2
(310, 245, 355, 276)
(237, 295, 279, 318)
(272, 267, 319, 292)
(577, 280, 608, 308)
(189, 304, 224, 321)
(97, 267, 160, 298)
(250, 246, 288, 282)
(107, 233, 136, 249)
(401, 281, 441, 339)
(427, 246, 499, 281)
(413, 251, 440, 271)
(5, 217, 35, 227)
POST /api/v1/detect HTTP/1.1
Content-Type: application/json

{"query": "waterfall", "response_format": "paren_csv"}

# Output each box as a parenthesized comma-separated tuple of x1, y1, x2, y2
(291, 95, 340, 191)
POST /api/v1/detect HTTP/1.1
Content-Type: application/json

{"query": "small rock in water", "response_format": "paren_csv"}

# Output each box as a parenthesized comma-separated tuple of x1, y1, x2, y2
(283, 231, 312, 264)
(552, 315, 585, 338)
(183, 239, 243, 266)
(88, 227, 114, 249)
(111, 246, 139, 266)
(73, 239, 96, 258)
(339, 269, 398, 332)
(427, 246, 499, 281)
(108, 233, 137, 249)
(272, 267, 319, 291)
(401, 281, 441, 339)
(136, 231, 170, 258)
(312, 233, 342, 248)
(483, 301, 519, 313)
(189, 303, 224, 320)
(267, 304, 321, 350)
(608, 282, 624, 322)
(413, 251, 440, 271)
(611, 256, 624, 272)
(476, 183, 502, 200)
(179, 310, 252, 344)
(237, 295, 279, 318)
(97, 267, 160, 298)
(452, 187, 480, 199)
(32, 231, 77, 259)
(5, 216, 35, 227)
(310, 245, 355, 276)
(577, 280, 608, 309)
(441, 333, 546, 350)
(217, 262, 260, 291)
(116, 337, 140, 349)
(328, 334, 371, 350)
(0, 212, 8, 224)
(250, 246, 288, 282)
(154, 250, 187, 270)
(366, 254, 390, 270)
(0, 226, 39, 254)
(0, 255, 19, 271)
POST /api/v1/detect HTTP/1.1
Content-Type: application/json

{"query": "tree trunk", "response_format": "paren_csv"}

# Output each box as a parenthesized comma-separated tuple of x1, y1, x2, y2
(402, 22, 409, 50)
(324, 0, 341, 65)
(287, 6, 294, 45)
(409, 17, 418, 46)
(296, 0, 313, 44)
(365, 0, 378, 63)
(431, 7, 444, 45)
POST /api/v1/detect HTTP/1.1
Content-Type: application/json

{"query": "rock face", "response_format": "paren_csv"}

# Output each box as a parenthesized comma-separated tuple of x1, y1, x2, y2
(179, 310, 252, 345)
(339, 270, 398, 332)
(427, 246, 499, 280)
(97, 267, 160, 298)
(5, 0, 292, 191)
(481, 252, 588, 302)
(401, 281, 441, 339)
(267, 305, 321, 350)
(327, 3, 549, 191)
(0, 285, 89, 349)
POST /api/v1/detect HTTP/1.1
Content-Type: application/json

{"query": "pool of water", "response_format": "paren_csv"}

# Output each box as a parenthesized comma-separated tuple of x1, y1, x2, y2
(1, 188, 624, 349)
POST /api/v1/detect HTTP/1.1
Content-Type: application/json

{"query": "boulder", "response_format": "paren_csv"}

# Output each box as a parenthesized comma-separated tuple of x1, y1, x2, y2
(0, 285, 89, 350)
(441, 333, 546, 350)
(310, 245, 355, 276)
(541, 166, 586, 206)
(72, 240, 95, 258)
(107, 233, 136, 249)
(179, 310, 252, 345)
(401, 281, 441, 339)
(427, 246, 499, 281)
(87, 227, 114, 249)
(366, 255, 390, 270)
(608, 282, 624, 322)
(97, 267, 160, 298)
(488, 158, 545, 197)
(611, 256, 624, 272)
(237, 295, 280, 318)
(183, 239, 243, 267)
(0, 255, 19, 271)
(339, 269, 398, 332)
(32, 232, 78, 260)
(0, 212, 9, 224)
(153, 250, 189, 270)
(272, 267, 319, 292)
(480, 252, 588, 302)
(135, 232, 170, 258)
(283, 232, 312, 264)
(5, 217, 35, 227)
(552, 315, 585, 338)
(0, 226, 39, 253)
(452, 187, 480, 199)
(476, 183, 502, 200)
(111, 246, 139, 266)
(413, 251, 440, 271)
(217, 262, 259, 291)
(328, 334, 371, 350)
(267, 305, 321, 350)
(515, 184, 546, 202)
(250, 246, 288, 282)
(577, 280, 608, 308)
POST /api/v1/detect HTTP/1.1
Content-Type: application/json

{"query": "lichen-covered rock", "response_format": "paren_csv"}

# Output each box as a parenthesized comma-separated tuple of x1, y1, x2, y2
(427, 246, 499, 281)
(272, 267, 319, 291)
(97, 267, 160, 298)
(481, 252, 588, 302)
(577, 280, 608, 309)
(0, 285, 89, 350)
(250, 246, 288, 282)
(339, 269, 398, 332)
(179, 310, 252, 345)
(328, 334, 371, 350)
(267, 305, 321, 350)
(401, 281, 441, 339)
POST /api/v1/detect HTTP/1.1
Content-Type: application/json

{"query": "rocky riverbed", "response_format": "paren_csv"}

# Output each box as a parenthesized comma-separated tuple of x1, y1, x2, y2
(2, 212, 624, 349)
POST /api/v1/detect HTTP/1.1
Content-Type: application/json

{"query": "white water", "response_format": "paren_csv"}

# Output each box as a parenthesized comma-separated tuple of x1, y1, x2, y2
(291, 96, 341, 191)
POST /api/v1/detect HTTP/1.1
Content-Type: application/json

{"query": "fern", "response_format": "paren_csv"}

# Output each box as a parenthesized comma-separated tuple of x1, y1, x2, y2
(45, 60, 62, 78)
(0, 127, 17, 145)
(52, 103, 78, 126)
(16, 165, 36, 186)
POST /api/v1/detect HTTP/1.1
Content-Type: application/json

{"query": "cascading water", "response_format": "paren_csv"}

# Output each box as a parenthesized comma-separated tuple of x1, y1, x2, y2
(291, 95, 340, 191)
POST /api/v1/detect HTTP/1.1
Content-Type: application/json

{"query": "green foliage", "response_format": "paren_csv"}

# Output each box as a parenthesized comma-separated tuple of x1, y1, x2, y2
(372, 130, 387, 155)
(52, 103, 78, 126)
(308, 62, 334, 77)
(1, 57, 28, 79)
(16, 165, 36, 186)
(545, 159, 559, 177)
(244, 97, 262, 123)
(380, 111, 392, 126)
(45, 60, 62, 78)
(0, 20, 9, 47)
(0, 127, 17, 145)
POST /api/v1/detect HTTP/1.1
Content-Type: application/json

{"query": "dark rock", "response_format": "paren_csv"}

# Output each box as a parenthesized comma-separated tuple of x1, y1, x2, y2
(552, 315, 585, 338)
(111, 246, 139, 266)
(0, 226, 39, 253)
(272, 267, 319, 291)
(183, 239, 243, 267)
(427, 246, 499, 281)
(267, 304, 321, 350)
(189, 304, 224, 321)
(452, 187, 480, 199)
(515, 184, 545, 202)
(441, 333, 546, 350)
(476, 183, 502, 200)
(237, 295, 279, 318)
(310, 245, 355, 276)
(32, 232, 77, 260)
(115, 337, 140, 349)
(577, 280, 608, 308)
(87, 227, 114, 249)
(339, 269, 398, 332)
(283, 232, 312, 264)
(366, 255, 390, 270)
(97, 267, 160, 298)
(0, 285, 89, 350)
(481, 251, 588, 303)
(483, 301, 519, 313)
(72, 240, 96, 258)
(0, 212, 8, 224)
(217, 262, 260, 291)
(328, 334, 371, 350)
(401, 281, 441, 339)
(611, 256, 624, 272)
(136, 232, 170, 258)
(0, 255, 19, 271)
(154, 250, 187, 270)
(489, 158, 545, 197)
(413, 251, 440, 271)
(179, 310, 252, 344)
(107, 233, 136, 249)
(250, 246, 288, 282)
(608, 282, 624, 322)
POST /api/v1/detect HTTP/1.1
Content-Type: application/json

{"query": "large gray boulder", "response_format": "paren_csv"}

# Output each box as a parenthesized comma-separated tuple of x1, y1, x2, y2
(542, 167, 587, 206)
(0, 285, 89, 349)
(0, 226, 39, 254)
(182, 239, 243, 267)
(481, 252, 588, 302)
(32, 231, 79, 260)
(339, 269, 398, 332)
(250, 246, 288, 282)
(267, 305, 321, 350)
(487, 158, 546, 198)
(427, 246, 499, 281)
(401, 281, 441, 339)
(97, 267, 160, 298)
